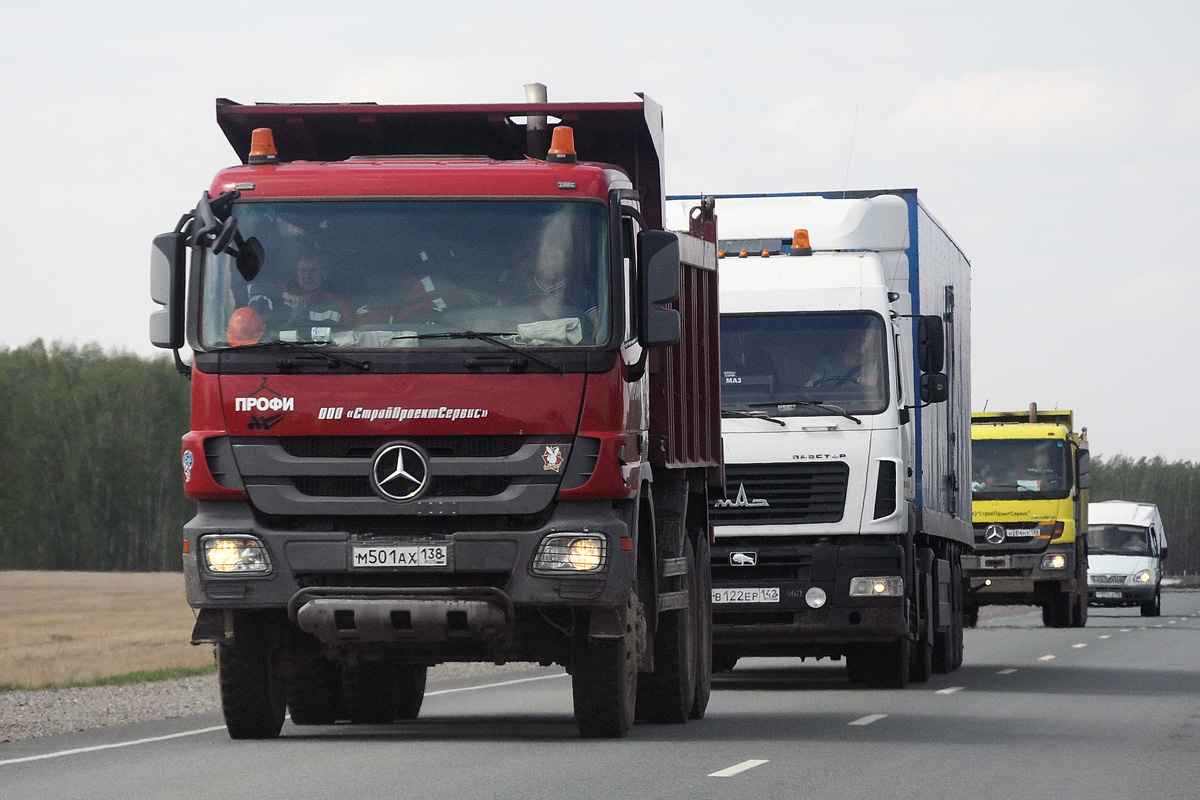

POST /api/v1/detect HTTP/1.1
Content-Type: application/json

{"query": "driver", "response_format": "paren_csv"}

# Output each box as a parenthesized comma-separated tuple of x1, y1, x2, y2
(281, 257, 351, 330)
(805, 331, 874, 387)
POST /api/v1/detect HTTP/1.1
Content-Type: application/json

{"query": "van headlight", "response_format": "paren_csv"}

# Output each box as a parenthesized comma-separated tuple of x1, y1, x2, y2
(532, 533, 607, 574)
(1131, 569, 1153, 584)
(202, 536, 271, 574)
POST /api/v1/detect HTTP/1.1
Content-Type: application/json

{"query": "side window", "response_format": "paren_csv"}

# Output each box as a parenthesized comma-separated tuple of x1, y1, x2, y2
(622, 214, 640, 344)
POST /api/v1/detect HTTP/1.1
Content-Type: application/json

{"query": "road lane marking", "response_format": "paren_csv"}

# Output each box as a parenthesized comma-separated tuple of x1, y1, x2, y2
(934, 686, 963, 695)
(425, 672, 568, 697)
(0, 726, 227, 767)
(997, 668, 1018, 675)
(709, 759, 769, 777)
(0, 672, 570, 768)
(849, 714, 887, 726)
(1038, 655, 1056, 661)
(1120, 628, 1131, 632)
(1099, 635, 1111, 639)
(1072, 643, 1087, 649)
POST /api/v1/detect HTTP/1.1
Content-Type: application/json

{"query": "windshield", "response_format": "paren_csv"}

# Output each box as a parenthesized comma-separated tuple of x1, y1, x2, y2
(720, 312, 889, 416)
(1090, 524, 1152, 556)
(971, 438, 1071, 500)
(199, 200, 610, 349)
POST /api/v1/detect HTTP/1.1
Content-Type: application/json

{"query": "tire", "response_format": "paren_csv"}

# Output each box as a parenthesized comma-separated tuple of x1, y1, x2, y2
(712, 655, 739, 673)
(689, 532, 713, 720)
(342, 660, 403, 724)
(933, 550, 964, 673)
(909, 638, 933, 683)
(394, 665, 428, 721)
(1070, 591, 1089, 627)
(1141, 588, 1161, 617)
(845, 649, 868, 684)
(963, 603, 979, 629)
(217, 615, 286, 740)
(637, 539, 697, 724)
(287, 656, 344, 725)
(865, 639, 909, 689)
(572, 593, 640, 738)
(1042, 592, 1071, 628)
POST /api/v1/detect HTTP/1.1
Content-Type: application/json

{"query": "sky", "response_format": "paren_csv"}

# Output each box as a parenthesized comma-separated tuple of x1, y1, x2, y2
(1, 1, 1197, 461)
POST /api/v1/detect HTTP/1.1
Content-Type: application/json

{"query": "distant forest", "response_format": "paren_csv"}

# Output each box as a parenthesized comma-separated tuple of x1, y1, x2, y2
(0, 341, 1197, 574)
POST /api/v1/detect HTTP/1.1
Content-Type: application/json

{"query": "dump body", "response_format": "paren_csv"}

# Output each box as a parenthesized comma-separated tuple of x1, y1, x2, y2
(152, 95, 720, 738)
(667, 189, 971, 686)
(1086, 500, 1166, 615)
(964, 407, 1091, 627)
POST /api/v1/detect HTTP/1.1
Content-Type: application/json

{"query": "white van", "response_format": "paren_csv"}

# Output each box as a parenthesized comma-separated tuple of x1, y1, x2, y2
(1087, 501, 1168, 616)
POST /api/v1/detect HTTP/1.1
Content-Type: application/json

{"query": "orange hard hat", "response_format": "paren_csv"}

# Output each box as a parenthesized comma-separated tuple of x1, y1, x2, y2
(227, 306, 266, 346)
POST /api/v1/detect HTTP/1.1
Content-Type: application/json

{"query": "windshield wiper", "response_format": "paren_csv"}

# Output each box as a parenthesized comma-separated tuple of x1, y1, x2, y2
(211, 339, 371, 372)
(748, 399, 862, 425)
(390, 331, 563, 374)
(722, 408, 786, 427)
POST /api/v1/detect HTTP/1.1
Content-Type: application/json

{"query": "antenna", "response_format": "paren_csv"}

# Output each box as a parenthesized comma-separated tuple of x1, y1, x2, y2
(842, 102, 858, 198)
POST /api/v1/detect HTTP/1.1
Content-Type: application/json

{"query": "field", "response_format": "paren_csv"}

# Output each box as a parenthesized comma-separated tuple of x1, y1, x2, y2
(0, 571, 214, 690)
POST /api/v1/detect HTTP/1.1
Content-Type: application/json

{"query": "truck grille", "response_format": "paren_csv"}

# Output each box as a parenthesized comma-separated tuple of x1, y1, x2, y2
(1090, 574, 1127, 585)
(229, 435, 567, 517)
(711, 463, 849, 525)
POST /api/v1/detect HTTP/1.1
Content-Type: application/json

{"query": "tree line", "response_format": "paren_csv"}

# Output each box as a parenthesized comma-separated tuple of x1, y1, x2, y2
(0, 341, 192, 571)
(0, 341, 1197, 573)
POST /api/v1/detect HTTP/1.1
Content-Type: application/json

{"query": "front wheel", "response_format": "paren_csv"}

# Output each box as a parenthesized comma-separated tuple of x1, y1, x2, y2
(865, 639, 910, 689)
(637, 539, 698, 724)
(572, 594, 641, 738)
(1141, 588, 1162, 617)
(217, 615, 286, 740)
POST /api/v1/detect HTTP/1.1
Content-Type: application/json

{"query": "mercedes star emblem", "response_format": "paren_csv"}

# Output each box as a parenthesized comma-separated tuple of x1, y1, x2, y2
(985, 524, 1006, 545)
(370, 442, 430, 502)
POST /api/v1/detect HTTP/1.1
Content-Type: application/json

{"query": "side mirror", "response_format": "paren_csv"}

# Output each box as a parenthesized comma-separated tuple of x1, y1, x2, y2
(638, 229, 681, 348)
(150, 232, 187, 349)
(919, 372, 949, 404)
(1075, 449, 1092, 489)
(917, 315, 945, 373)
(1160, 545, 1169, 561)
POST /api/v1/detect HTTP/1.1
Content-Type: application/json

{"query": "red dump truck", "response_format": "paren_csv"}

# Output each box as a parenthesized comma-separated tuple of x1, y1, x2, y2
(150, 91, 721, 738)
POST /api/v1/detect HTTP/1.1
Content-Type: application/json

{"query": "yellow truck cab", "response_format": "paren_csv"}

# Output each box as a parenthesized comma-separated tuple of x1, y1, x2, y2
(963, 405, 1091, 628)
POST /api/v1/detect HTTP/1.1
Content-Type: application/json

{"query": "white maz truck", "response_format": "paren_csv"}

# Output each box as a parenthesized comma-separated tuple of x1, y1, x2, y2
(667, 190, 972, 686)
(1087, 500, 1168, 616)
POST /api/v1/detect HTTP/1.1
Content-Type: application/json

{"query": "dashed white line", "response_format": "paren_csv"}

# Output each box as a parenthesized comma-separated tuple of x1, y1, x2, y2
(997, 668, 1018, 675)
(934, 686, 964, 695)
(1099, 635, 1111, 639)
(1038, 655, 1056, 661)
(1120, 628, 1131, 632)
(1072, 643, 1087, 649)
(849, 714, 888, 726)
(709, 759, 769, 778)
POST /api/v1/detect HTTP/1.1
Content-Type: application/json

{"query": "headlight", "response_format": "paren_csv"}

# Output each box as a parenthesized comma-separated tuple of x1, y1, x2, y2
(1131, 570, 1153, 584)
(202, 536, 271, 574)
(849, 576, 903, 597)
(532, 533, 608, 574)
(1041, 554, 1067, 570)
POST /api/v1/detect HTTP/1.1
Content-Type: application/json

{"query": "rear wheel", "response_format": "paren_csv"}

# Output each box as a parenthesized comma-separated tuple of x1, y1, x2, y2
(637, 540, 697, 724)
(218, 614, 286, 740)
(342, 660, 403, 724)
(287, 656, 344, 725)
(689, 532, 713, 720)
(963, 603, 979, 629)
(933, 551, 964, 673)
(394, 665, 428, 720)
(865, 639, 910, 689)
(572, 593, 641, 738)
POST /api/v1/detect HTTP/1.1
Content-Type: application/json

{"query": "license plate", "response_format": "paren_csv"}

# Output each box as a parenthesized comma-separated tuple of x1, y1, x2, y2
(1094, 590, 1122, 599)
(712, 587, 781, 604)
(979, 556, 1009, 569)
(352, 545, 448, 568)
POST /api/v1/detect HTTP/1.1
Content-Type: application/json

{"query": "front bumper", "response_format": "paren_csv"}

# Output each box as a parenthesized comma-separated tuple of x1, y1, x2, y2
(962, 544, 1077, 605)
(183, 500, 635, 641)
(1088, 582, 1157, 606)
(710, 540, 908, 659)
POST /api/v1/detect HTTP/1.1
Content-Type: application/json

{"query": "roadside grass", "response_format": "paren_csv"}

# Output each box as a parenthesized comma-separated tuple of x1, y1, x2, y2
(0, 571, 215, 692)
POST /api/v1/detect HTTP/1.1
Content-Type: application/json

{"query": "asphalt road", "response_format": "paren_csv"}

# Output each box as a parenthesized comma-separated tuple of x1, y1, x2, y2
(4, 592, 1199, 799)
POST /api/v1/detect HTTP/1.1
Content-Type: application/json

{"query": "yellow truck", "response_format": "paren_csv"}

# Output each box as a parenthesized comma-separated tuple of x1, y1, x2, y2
(963, 405, 1091, 628)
